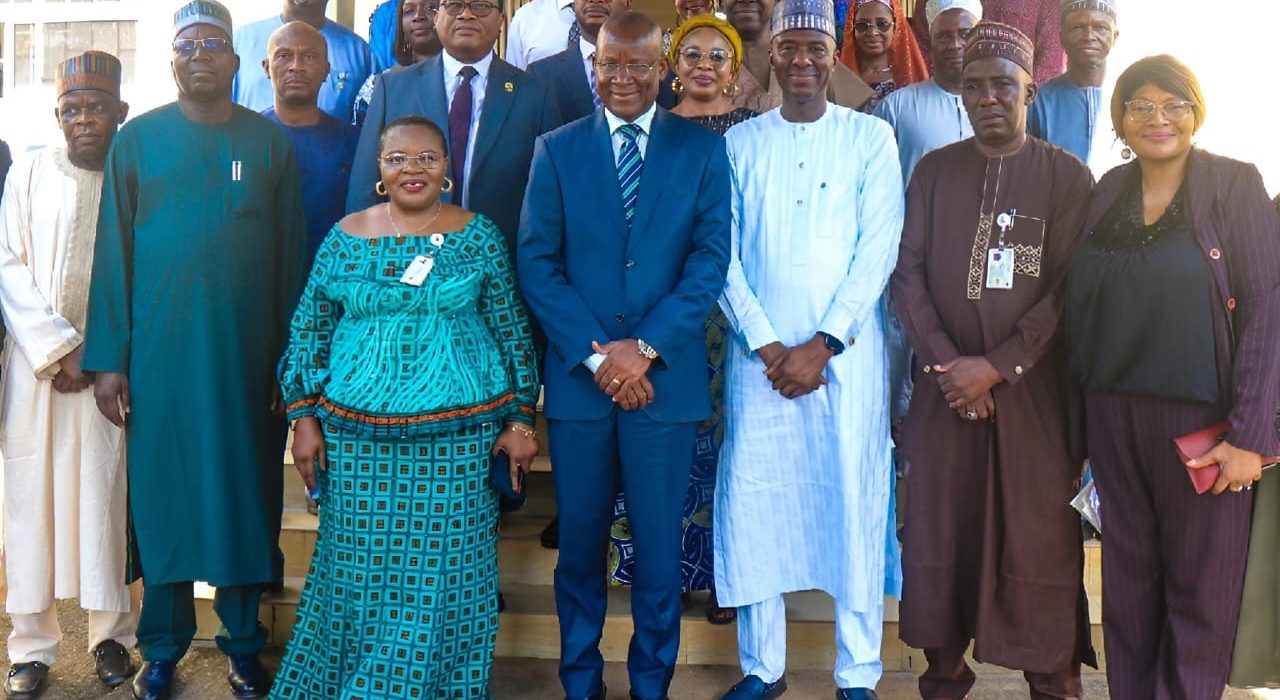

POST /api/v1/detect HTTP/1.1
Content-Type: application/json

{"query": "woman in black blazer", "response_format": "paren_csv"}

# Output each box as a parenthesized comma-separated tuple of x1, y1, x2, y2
(1065, 55, 1280, 699)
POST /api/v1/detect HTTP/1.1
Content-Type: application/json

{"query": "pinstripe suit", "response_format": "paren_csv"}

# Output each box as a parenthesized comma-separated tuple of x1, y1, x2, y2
(1072, 150, 1280, 699)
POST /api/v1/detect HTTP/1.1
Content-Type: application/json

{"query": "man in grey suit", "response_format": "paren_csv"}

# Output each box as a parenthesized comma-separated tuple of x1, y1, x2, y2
(348, 0, 560, 248)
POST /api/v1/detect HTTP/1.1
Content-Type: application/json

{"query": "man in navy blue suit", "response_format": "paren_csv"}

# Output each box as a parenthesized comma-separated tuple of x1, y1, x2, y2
(518, 12, 732, 700)
(527, 0, 630, 123)
(347, 0, 559, 248)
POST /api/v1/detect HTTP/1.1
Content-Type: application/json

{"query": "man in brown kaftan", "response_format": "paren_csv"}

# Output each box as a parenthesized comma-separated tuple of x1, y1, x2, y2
(890, 21, 1094, 700)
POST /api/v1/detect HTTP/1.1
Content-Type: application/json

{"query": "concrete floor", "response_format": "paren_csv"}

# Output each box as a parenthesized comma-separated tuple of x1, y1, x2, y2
(3, 601, 1273, 699)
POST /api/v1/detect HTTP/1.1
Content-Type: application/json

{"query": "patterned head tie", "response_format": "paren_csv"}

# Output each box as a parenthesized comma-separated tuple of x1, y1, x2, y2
(668, 14, 746, 71)
(56, 51, 122, 98)
(925, 0, 983, 26)
(854, 0, 892, 10)
(174, 0, 234, 38)
(771, 0, 838, 40)
(1061, 0, 1116, 19)
(963, 20, 1033, 77)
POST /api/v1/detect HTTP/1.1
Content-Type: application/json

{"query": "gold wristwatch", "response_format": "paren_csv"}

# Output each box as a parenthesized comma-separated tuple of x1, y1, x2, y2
(636, 338, 659, 361)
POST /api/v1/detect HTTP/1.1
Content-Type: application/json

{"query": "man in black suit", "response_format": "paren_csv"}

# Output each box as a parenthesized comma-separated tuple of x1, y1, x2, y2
(528, 0, 630, 123)
(348, 0, 560, 248)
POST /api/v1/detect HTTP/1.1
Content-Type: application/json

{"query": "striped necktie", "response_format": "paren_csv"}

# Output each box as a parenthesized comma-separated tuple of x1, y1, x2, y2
(588, 53, 602, 108)
(566, 22, 582, 48)
(616, 124, 644, 228)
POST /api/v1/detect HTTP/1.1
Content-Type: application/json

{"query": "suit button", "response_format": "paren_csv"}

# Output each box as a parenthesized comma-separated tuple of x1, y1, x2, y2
(848, 337, 855, 345)
(615, 313, 625, 323)
(1209, 248, 1222, 260)
(625, 260, 636, 269)
(922, 365, 932, 374)
(1014, 365, 1024, 375)
(1227, 297, 1238, 311)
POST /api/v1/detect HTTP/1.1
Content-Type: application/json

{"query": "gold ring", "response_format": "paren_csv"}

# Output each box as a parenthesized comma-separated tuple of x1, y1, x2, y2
(966, 411, 977, 419)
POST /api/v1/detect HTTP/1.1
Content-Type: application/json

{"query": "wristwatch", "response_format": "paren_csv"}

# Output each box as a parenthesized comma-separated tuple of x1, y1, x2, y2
(817, 332, 846, 356)
(636, 338, 660, 361)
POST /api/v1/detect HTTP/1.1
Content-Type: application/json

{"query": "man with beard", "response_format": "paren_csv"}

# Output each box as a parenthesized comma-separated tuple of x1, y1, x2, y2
(233, 0, 374, 124)
(83, 2, 307, 698)
(724, 0, 874, 111)
(0, 50, 136, 700)
(714, 0, 903, 697)
(1028, 0, 1122, 177)
(262, 21, 358, 260)
(528, 0, 632, 123)
(891, 21, 1095, 700)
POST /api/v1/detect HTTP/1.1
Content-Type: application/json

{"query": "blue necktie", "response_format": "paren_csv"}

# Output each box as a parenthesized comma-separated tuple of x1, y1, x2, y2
(616, 124, 644, 228)
(588, 53, 602, 109)
(567, 22, 582, 48)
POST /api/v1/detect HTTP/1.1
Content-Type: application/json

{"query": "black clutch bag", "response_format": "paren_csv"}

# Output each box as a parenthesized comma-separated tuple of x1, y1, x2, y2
(490, 450, 527, 512)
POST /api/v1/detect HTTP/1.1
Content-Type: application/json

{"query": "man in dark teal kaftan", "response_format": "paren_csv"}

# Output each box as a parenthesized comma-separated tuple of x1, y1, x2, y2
(82, 2, 306, 699)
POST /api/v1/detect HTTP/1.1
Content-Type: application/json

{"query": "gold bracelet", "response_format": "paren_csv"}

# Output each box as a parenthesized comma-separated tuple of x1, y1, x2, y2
(507, 423, 537, 440)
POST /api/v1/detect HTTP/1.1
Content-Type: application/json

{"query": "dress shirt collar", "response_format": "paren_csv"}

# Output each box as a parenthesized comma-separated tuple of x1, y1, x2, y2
(558, 0, 574, 10)
(441, 49, 495, 82)
(604, 102, 657, 136)
(578, 34, 595, 61)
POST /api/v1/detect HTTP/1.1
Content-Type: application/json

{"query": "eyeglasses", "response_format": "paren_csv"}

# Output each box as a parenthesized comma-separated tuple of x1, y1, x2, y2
(381, 152, 445, 170)
(595, 62, 659, 80)
(439, 0, 500, 17)
(173, 37, 231, 55)
(403, 0, 440, 17)
(58, 102, 112, 122)
(772, 43, 830, 60)
(1124, 99, 1196, 123)
(679, 47, 733, 68)
(853, 19, 894, 34)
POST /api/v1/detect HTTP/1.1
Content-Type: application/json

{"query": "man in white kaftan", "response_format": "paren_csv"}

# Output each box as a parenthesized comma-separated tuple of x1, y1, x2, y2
(714, 1, 903, 697)
(0, 51, 137, 699)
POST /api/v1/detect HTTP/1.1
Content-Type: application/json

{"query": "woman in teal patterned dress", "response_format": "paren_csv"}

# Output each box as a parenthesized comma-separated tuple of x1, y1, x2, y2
(271, 116, 540, 699)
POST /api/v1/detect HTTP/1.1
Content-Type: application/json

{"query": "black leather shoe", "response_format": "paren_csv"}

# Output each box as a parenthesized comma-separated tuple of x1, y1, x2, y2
(721, 675, 787, 700)
(541, 516, 560, 549)
(226, 654, 272, 699)
(93, 640, 136, 688)
(131, 661, 175, 700)
(4, 662, 48, 700)
(835, 689, 879, 700)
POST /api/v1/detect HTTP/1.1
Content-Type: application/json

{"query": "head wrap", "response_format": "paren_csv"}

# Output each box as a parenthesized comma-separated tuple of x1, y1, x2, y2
(1061, 0, 1116, 20)
(838, 0, 928, 89)
(56, 51, 122, 98)
(963, 20, 1033, 76)
(174, 0, 233, 39)
(668, 14, 745, 72)
(771, 0, 838, 41)
(925, 0, 982, 26)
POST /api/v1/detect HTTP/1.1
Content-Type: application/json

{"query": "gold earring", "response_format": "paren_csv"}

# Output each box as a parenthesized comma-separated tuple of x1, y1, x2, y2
(722, 81, 739, 98)
(441, 177, 454, 193)
(375, 181, 388, 196)
(1121, 145, 1133, 160)
(672, 76, 684, 95)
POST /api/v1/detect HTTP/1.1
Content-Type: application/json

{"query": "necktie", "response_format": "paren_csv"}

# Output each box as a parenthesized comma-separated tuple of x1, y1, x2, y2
(588, 52, 602, 109)
(448, 65, 478, 202)
(616, 124, 644, 229)
(567, 22, 582, 48)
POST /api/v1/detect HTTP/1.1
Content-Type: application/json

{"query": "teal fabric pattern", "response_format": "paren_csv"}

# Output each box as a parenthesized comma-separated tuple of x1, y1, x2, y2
(279, 214, 539, 437)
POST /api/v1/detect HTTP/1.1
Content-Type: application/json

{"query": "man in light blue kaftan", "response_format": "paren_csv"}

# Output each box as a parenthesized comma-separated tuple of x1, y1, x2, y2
(1027, 0, 1121, 178)
(714, 0, 903, 697)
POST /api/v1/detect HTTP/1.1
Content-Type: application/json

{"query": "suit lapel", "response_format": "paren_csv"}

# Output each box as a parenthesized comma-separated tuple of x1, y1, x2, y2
(589, 111, 629, 237)
(470, 59, 518, 176)
(627, 109, 674, 243)
(421, 56, 451, 142)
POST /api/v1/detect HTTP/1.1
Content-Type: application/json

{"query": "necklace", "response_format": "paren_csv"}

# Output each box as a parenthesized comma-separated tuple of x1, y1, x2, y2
(386, 200, 444, 240)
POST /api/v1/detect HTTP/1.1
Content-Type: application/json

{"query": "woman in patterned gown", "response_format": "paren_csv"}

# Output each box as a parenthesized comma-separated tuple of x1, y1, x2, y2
(271, 116, 540, 699)
(603, 14, 755, 627)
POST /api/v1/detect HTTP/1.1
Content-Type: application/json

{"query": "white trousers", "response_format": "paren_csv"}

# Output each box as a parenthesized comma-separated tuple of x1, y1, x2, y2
(737, 595, 885, 689)
(7, 603, 139, 666)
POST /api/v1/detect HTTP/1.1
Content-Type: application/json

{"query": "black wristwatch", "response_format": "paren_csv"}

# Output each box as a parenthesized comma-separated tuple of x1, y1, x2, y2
(817, 332, 845, 356)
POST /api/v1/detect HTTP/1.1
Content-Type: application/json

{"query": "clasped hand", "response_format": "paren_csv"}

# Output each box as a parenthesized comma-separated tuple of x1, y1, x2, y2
(52, 346, 91, 394)
(934, 356, 1002, 421)
(592, 339, 654, 411)
(759, 336, 831, 400)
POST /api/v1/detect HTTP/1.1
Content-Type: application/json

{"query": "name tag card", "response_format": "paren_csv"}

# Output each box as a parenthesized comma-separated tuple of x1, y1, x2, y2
(400, 255, 435, 286)
(986, 247, 1013, 290)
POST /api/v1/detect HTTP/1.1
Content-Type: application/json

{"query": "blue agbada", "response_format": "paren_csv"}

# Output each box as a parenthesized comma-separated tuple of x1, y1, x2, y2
(232, 15, 374, 124)
(82, 104, 307, 587)
(264, 109, 359, 259)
